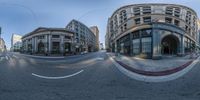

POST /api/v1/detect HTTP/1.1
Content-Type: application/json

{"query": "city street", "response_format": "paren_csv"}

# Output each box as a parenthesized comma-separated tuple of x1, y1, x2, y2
(0, 51, 200, 100)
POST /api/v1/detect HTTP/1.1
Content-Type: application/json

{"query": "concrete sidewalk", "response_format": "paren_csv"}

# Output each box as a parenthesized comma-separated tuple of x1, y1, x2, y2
(12, 52, 65, 59)
(108, 53, 200, 76)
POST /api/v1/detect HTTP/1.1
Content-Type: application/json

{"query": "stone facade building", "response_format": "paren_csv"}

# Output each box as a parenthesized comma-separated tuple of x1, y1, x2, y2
(90, 26, 100, 51)
(22, 27, 74, 55)
(106, 3, 199, 59)
(66, 19, 96, 53)
(0, 38, 6, 52)
(11, 34, 22, 52)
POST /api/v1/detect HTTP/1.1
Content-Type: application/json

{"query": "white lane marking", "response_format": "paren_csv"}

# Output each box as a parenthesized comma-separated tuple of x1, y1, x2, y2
(31, 70, 84, 79)
(96, 57, 104, 61)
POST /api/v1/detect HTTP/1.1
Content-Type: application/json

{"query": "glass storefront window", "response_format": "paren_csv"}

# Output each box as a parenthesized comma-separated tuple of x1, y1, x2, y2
(120, 43, 124, 53)
(132, 31, 140, 38)
(141, 29, 152, 37)
(133, 39, 140, 54)
(141, 37, 152, 53)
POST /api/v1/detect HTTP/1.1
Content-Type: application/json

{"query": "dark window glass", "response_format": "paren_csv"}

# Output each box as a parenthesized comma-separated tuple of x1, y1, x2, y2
(52, 35, 60, 38)
(132, 31, 140, 38)
(134, 7, 140, 16)
(141, 29, 152, 37)
(174, 20, 180, 26)
(143, 17, 151, 23)
(165, 17, 172, 24)
(142, 6, 151, 14)
(65, 36, 71, 39)
(135, 18, 140, 25)
(165, 7, 173, 15)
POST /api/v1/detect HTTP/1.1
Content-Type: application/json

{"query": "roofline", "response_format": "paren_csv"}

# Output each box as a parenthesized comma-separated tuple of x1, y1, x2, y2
(22, 27, 74, 39)
(90, 26, 99, 32)
(66, 19, 96, 37)
(110, 3, 198, 18)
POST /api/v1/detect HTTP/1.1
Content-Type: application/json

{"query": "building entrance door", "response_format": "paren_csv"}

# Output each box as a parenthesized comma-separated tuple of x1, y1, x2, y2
(161, 35, 179, 55)
(38, 42, 45, 53)
(52, 42, 60, 54)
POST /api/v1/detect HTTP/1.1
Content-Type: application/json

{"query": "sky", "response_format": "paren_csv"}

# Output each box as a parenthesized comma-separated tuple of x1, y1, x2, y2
(0, 0, 200, 49)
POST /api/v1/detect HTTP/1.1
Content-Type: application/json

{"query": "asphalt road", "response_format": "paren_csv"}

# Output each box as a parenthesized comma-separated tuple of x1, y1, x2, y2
(0, 51, 200, 100)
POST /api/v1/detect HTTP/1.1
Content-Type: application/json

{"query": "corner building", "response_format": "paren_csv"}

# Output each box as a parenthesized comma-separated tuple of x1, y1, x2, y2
(22, 27, 74, 55)
(106, 3, 199, 59)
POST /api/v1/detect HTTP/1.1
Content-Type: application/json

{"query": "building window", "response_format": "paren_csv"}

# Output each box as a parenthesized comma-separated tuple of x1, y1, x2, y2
(135, 18, 140, 25)
(165, 17, 172, 24)
(174, 20, 180, 26)
(141, 29, 152, 37)
(185, 25, 188, 31)
(132, 31, 140, 39)
(174, 7, 180, 17)
(124, 24, 127, 30)
(165, 7, 173, 15)
(38, 36, 44, 39)
(142, 6, 151, 14)
(65, 36, 71, 39)
(188, 28, 191, 35)
(186, 11, 191, 25)
(133, 39, 140, 54)
(120, 26, 123, 32)
(134, 7, 140, 16)
(52, 35, 60, 38)
(142, 37, 152, 53)
(120, 10, 127, 24)
(143, 17, 151, 23)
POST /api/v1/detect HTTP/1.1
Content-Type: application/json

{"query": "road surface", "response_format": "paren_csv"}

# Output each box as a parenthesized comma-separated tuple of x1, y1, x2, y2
(0, 51, 200, 100)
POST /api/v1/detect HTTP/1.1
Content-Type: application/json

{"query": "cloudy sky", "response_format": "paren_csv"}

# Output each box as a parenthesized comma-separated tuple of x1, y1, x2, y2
(0, 0, 200, 49)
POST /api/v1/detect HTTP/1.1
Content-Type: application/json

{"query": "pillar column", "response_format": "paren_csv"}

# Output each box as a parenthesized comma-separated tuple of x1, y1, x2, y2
(34, 37, 37, 53)
(45, 35, 48, 53)
(152, 29, 162, 59)
(31, 37, 34, 53)
(48, 35, 51, 54)
(180, 35, 185, 56)
(114, 40, 117, 53)
(130, 33, 133, 56)
(25, 40, 28, 52)
(60, 35, 64, 54)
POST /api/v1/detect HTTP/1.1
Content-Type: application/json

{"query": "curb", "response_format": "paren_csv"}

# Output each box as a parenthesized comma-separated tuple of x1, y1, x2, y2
(113, 56, 199, 76)
(14, 53, 65, 59)
(108, 53, 200, 82)
(115, 60, 193, 76)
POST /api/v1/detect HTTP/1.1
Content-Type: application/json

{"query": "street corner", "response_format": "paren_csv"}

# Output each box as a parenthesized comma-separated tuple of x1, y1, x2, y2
(109, 53, 200, 82)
